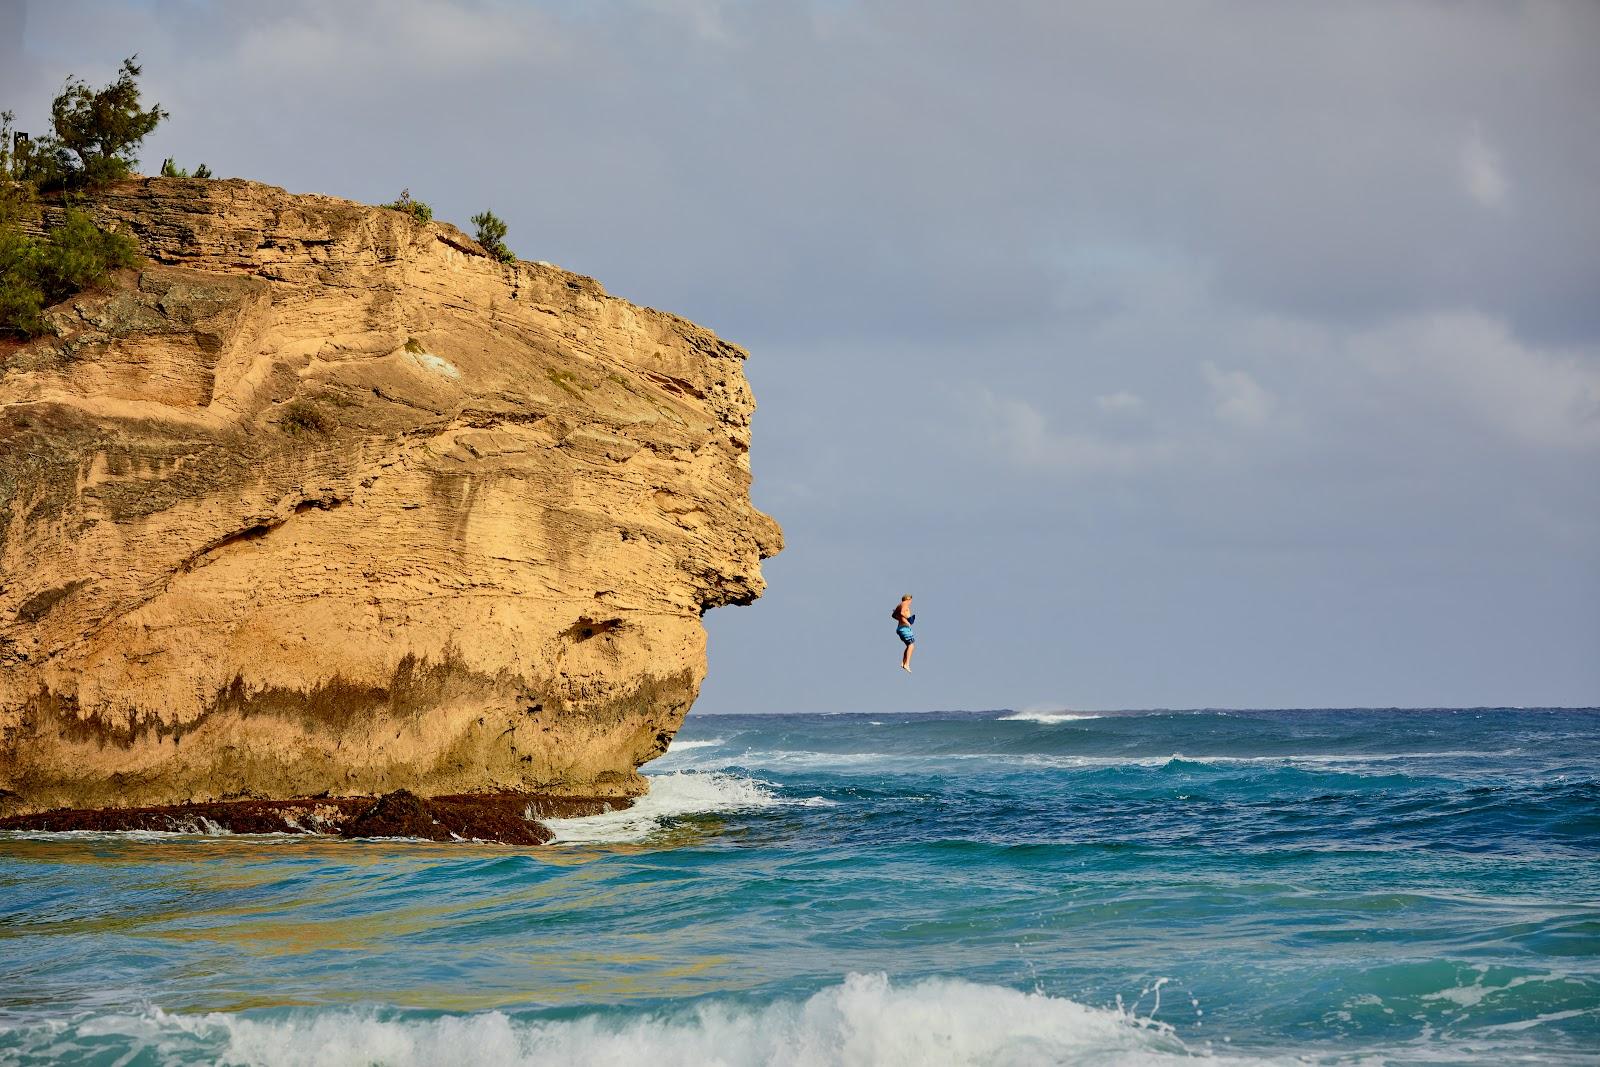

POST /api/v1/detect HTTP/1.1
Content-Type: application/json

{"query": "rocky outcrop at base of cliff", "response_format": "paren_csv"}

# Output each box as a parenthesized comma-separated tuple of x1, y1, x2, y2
(0, 789, 624, 844)
(0, 177, 780, 818)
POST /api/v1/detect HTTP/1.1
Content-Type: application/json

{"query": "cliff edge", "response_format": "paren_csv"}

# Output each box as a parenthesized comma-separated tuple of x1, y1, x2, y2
(0, 178, 781, 819)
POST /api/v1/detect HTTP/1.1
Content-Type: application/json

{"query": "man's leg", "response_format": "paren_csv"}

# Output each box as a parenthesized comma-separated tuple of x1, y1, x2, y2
(902, 641, 914, 671)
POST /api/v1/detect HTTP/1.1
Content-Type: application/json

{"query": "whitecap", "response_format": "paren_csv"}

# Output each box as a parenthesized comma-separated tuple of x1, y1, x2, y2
(658, 747, 1513, 778)
(663, 737, 726, 752)
(4, 974, 1291, 1066)
(999, 711, 1104, 724)
(1139, 751, 1514, 769)
(544, 771, 829, 844)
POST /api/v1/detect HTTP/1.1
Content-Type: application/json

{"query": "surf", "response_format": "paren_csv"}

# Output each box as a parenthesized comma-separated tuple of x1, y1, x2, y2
(0, 974, 1283, 1067)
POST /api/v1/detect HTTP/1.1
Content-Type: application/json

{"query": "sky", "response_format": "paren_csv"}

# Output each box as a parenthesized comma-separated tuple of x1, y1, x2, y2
(4, 0, 1597, 712)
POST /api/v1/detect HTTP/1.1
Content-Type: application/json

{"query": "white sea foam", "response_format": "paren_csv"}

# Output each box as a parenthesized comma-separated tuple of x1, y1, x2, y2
(1002, 751, 1512, 773)
(4, 974, 1291, 1066)
(1136, 750, 1512, 769)
(0, 818, 241, 841)
(544, 771, 828, 844)
(662, 747, 1515, 780)
(1421, 970, 1572, 1011)
(1000, 711, 1105, 724)
(895, 749, 1495, 768)
(664, 737, 727, 752)
(691, 749, 904, 772)
(1478, 1008, 1593, 1034)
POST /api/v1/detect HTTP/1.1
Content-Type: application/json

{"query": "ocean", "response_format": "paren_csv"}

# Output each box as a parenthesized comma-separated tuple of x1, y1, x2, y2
(1, 708, 1596, 1065)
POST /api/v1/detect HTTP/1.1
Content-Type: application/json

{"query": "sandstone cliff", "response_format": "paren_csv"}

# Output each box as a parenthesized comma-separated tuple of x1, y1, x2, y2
(0, 178, 780, 818)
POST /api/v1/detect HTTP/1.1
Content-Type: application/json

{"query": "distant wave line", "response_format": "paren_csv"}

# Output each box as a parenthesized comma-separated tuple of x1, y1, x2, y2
(656, 748, 1529, 772)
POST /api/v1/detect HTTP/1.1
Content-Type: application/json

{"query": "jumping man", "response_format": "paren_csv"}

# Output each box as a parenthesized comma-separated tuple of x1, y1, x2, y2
(892, 594, 916, 672)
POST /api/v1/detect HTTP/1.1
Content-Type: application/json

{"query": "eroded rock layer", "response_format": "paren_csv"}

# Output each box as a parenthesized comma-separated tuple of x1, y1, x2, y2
(0, 177, 780, 817)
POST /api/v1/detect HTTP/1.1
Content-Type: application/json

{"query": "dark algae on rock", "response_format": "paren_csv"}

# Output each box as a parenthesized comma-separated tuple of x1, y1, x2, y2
(0, 789, 626, 844)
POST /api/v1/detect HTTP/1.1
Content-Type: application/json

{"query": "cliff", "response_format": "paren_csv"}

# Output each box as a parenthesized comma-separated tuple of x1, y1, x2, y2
(0, 178, 780, 821)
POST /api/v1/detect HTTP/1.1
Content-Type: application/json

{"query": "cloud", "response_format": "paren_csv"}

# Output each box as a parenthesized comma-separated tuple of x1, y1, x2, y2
(220, 1, 558, 81)
(1201, 362, 1276, 428)
(1095, 391, 1144, 414)
(19, 1, 1600, 344)
(1350, 312, 1600, 450)
(15, 1, 1598, 708)
(979, 391, 1177, 475)
(1460, 123, 1509, 209)
(640, 0, 739, 43)
(975, 305, 1598, 502)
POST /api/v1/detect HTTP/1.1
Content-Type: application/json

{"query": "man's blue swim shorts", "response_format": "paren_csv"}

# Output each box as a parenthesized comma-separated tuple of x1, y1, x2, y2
(896, 625, 915, 646)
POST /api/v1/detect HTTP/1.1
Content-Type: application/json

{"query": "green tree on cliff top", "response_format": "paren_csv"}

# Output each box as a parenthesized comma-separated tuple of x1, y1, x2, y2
(0, 57, 153, 336)
(470, 210, 516, 263)
(49, 56, 168, 186)
(4, 56, 167, 189)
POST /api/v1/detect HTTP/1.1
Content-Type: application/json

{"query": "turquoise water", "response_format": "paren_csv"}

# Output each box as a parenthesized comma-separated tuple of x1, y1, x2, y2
(1, 708, 1597, 1065)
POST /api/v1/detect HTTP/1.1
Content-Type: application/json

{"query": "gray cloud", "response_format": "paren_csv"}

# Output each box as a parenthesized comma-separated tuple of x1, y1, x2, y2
(13, 0, 1599, 709)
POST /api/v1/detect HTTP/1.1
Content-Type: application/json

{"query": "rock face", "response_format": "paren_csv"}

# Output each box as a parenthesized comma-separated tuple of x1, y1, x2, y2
(0, 178, 780, 818)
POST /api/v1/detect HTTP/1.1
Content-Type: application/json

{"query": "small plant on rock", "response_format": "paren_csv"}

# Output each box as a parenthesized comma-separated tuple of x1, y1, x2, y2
(469, 209, 515, 263)
(0, 202, 138, 339)
(1, 109, 72, 189)
(382, 189, 432, 224)
(159, 158, 212, 179)
(36, 209, 138, 291)
(546, 367, 584, 399)
(278, 398, 338, 435)
(0, 229, 45, 337)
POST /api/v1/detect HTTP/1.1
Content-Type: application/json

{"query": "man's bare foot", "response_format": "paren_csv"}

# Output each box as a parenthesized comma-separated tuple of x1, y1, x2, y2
(901, 663, 912, 672)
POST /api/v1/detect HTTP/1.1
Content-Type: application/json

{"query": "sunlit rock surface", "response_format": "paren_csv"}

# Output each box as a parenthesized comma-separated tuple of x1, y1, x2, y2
(0, 177, 780, 817)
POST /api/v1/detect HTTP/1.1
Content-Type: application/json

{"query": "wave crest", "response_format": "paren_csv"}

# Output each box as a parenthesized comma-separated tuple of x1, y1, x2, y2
(664, 737, 727, 752)
(3, 975, 1283, 1066)
(545, 771, 828, 844)
(999, 711, 1104, 724)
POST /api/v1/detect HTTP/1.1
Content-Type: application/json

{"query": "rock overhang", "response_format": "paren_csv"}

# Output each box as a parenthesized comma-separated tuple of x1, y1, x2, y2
(0, 177, 781, 823)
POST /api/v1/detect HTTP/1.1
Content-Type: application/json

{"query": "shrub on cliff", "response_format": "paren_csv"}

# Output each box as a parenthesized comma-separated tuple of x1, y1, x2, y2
(47, 57, 168, 187)
(278, 398, 338, 435)
(0, 228, 46, 337)
(3, 57, 166, 189)
(382, 189, 432, 224)
(470, 210, 515, 263)
(159, 158, 212, 179)
(1, 111, 70, 189)
(36, 209, 139, 291)
(0, 204, 138, 339)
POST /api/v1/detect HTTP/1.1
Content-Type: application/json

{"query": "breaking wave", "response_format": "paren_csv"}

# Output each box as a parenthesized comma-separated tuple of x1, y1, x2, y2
(544, 770, 829, 844)
(663, 737, 727, 752)
(999, 710, 1104, 723)
(0, 974, 1284, 1067)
